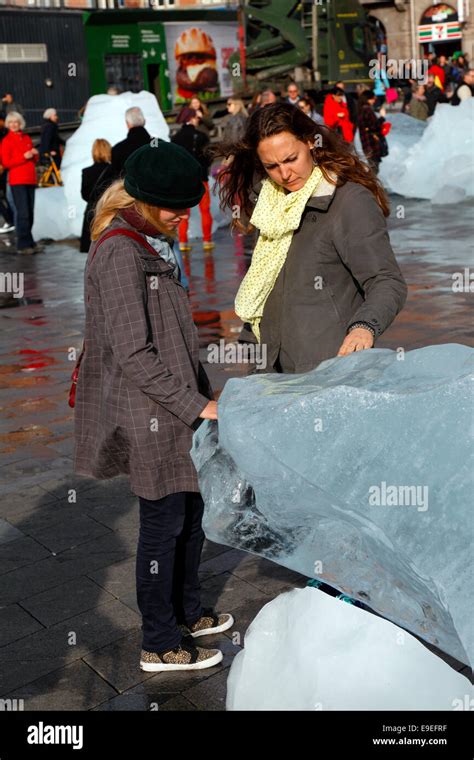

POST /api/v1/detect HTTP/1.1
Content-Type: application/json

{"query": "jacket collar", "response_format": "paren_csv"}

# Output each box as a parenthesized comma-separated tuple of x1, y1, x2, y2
(120, 206, 161, 237)
(305, 172, 337, 211)
(109, 216, 175, 273)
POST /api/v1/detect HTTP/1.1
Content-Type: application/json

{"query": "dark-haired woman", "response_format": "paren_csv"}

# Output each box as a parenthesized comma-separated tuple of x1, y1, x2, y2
(213, 102, 407, 373)
(357, 90, 388, 175)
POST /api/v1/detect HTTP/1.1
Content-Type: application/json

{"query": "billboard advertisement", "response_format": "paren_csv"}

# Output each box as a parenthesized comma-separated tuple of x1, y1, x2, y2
(164, 21, 239, 105)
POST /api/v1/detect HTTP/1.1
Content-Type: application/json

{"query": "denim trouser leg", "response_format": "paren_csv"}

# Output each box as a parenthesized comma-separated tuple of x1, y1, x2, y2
(136, 491, 205, 653)
(11, 185, 35, 249)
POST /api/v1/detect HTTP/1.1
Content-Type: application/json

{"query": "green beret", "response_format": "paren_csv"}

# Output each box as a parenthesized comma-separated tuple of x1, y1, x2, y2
(123, 140, 205, 209)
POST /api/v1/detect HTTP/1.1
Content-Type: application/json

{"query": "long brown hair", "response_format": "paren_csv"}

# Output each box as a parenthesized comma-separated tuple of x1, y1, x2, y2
(90, 180, 173, 240)
(211, 102, 389, 230)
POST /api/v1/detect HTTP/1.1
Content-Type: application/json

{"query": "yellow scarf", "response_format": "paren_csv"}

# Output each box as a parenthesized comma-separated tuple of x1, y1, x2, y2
(235, 165, 324, 342)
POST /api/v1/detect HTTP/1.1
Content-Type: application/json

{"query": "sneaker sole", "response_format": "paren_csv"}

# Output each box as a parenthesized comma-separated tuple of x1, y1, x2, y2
(190, 614, 234, 639)
(139, 649, 223, 672)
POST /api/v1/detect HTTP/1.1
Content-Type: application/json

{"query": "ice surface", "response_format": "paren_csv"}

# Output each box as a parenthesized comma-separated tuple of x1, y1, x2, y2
(378, 100, 474, 201)
(33, 91, 229, 241)
(226, 587, 473, 710)
(191, 344, 474, 668)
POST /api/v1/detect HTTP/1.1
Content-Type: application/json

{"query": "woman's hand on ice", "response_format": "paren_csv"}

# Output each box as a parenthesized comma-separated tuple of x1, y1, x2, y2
(337, 328, 374, 356)
(199, 400, 218, 419)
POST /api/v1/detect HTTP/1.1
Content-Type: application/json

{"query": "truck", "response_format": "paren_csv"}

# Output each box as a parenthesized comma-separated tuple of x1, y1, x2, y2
(231, 0, 376, 91)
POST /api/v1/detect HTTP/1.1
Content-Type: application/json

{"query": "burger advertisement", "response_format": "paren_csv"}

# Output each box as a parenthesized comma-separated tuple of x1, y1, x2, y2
(165, 22, 238, 105)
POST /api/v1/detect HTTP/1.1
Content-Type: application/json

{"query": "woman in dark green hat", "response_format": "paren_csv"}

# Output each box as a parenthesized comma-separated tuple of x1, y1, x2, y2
(74, 140, 233, 672)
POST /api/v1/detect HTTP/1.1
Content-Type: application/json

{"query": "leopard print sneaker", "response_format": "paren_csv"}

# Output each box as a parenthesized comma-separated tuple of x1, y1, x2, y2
(184, 608, 234, 639)
(140, 638, 223, 672)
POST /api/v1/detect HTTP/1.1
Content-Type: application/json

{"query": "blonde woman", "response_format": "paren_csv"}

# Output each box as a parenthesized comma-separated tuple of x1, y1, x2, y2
(223, 97, 249, 143)
(80, 138, 114, 252)
(74, 140, 233, 672)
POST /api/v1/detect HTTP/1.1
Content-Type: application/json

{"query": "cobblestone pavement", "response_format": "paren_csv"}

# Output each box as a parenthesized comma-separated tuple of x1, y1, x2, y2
(0, 196, 472, 710)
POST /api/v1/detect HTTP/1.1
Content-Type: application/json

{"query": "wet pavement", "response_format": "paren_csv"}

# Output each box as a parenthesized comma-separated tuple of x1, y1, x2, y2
(0, 195, 472, 710)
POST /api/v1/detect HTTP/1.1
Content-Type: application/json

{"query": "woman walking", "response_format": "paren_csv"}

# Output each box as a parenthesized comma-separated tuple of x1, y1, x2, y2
(74, 141, 233, 672)
(39, 108, 65, 168)
(357, 90, 388, 174)
(213, 103, 407, 373)
(0, 111, 39, 253)
(79, 138, 114, 253)
(223, 98, 248, 143)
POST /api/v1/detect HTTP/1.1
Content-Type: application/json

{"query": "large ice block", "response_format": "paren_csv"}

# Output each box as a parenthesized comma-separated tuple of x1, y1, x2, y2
(191, 344, 474, 668)
(226, 587, 473, 710)
(378, 100, 474, 201)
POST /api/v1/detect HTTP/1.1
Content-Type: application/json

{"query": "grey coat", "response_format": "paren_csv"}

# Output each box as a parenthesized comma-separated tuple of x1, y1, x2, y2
(74, 217, 213, 500)
(240, 177, 407, 373)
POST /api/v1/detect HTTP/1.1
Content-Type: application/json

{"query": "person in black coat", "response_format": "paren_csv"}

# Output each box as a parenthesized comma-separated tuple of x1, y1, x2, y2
(171, 109, 213, 251)
(357, 90, 387, 175)
(39, 109, 65, 168)
(80, 139, 114, 253)
(111, 107, 151, 178)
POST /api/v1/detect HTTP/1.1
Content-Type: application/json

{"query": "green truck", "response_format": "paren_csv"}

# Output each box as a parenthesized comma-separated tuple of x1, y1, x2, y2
(83, 1, 376, 111)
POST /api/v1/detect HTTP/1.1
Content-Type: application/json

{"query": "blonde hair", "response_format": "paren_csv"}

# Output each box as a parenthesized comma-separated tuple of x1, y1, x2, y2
(92, 138, 112, 163)
(91, 180, 173, 240)
(228, 98, 248, 116)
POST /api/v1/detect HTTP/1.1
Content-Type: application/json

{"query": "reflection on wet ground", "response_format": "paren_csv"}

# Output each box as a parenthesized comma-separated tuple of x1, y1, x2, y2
(0, 195, 472, 463)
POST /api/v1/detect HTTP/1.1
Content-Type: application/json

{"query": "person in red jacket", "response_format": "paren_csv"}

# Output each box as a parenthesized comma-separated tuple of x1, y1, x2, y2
(1, 111, 39, 252)
(323, 87, 354, 143)
(427, 58, 446, 91)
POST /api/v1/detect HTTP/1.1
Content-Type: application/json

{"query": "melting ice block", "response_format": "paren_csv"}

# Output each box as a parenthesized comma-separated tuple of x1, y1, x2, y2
(226, 587, 473, 711)
(191, 344, 474, 669)
(378, 100, 474, 201)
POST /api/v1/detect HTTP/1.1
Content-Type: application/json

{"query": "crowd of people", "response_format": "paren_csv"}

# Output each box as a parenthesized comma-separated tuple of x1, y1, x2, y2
(0, 48, 472, 254)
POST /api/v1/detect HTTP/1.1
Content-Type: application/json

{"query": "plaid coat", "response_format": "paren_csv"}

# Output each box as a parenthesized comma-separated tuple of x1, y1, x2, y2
(73, 216, 213, 500)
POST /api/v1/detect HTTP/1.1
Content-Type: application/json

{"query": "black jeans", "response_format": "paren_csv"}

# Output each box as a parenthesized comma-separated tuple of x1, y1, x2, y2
(11, 185, 35, 249)
(136, 491, 205, 653)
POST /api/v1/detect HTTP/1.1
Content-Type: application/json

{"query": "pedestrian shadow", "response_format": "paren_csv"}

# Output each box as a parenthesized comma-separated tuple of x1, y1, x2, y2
(0, 473, 241, 712)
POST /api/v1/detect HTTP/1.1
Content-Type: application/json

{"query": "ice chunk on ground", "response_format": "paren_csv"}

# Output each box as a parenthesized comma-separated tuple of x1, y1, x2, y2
(378, 100, 474, 201)
(33, 90, 229, 241)
(191, 344, 474, 668)
(226, 587, 473, 710)
(33, 91, 169, 241)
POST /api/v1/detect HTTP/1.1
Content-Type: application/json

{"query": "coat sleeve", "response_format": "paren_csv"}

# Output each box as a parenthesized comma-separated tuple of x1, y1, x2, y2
(332, 185, 407, 337)
(95, 242, 210, 426)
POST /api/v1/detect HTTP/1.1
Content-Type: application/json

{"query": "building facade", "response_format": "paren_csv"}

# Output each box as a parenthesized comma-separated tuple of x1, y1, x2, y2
(362, 1, 473, 61)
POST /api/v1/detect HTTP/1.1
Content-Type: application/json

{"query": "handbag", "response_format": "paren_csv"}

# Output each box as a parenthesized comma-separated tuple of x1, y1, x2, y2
(68, 227, 160, 408)
(385, 87, 398, 104)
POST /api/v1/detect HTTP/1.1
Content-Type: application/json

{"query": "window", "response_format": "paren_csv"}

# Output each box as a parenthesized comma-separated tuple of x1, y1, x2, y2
(0, 44, 48, 63)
